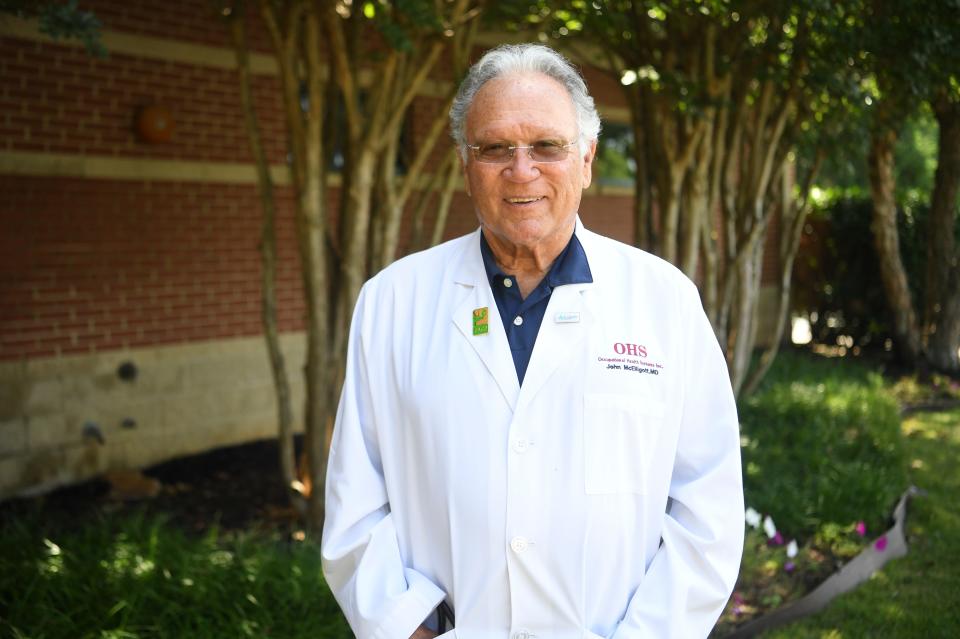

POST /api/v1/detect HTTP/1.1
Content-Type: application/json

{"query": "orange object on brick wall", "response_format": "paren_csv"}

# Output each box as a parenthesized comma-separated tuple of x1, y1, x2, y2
(135, 105, 174, 143)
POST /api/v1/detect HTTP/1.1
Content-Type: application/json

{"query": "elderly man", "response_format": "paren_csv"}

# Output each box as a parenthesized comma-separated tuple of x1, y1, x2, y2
(321, 44, 743, 639)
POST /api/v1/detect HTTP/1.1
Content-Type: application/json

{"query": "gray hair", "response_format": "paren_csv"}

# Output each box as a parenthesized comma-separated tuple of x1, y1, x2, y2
(450, 44, 602, 160)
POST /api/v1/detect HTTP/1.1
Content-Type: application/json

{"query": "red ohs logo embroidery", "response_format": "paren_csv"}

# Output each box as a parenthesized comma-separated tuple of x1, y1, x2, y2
(613, 342, 648, 358)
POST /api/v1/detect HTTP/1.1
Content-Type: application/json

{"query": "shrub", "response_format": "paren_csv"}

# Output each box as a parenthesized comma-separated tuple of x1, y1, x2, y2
(791, 196, 931, 351)
(740, 352, 907, 538)
(0, 511, 350, 638)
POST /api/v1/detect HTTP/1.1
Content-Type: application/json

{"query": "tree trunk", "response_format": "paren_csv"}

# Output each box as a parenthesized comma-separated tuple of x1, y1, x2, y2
(261, 0, 332, 528)
(926, 98, 960, 372)
(699, 216, 719, 334)
(700, 93, 730, 330)
(727, 225, 767, 395)
(227, 13, 300, 512)
(654, 120, 706, 265)
(409, 152, 452, 251)
(430, 151, 461, 248)
(743, 151, 823, 396)
(299, 8, 333, 529)
(658, 175, 683, 264)
(868, 126, 924, 366)
(680, 126, 713, 279)
(623, 84, 653, 252)
(333, 149, 377, 367)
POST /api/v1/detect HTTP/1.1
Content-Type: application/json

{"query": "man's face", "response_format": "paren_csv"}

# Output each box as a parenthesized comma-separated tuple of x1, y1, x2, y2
(462, 72, 596, 255)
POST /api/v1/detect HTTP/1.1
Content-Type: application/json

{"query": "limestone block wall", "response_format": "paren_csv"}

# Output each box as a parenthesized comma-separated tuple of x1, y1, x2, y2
(0, 334, 306, 500)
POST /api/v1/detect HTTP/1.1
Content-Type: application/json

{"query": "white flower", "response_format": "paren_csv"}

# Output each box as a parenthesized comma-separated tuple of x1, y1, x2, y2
(786, 539, 798, 558)
(745, 507, 762, 528)
(763, 515, 777, 539)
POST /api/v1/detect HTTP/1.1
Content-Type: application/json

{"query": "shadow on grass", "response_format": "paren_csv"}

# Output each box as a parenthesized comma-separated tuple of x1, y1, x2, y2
(0, 510, 351, 638)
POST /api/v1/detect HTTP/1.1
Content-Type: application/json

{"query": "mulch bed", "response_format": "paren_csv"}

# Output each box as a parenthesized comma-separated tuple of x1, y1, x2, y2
(0, 438, 299, 535)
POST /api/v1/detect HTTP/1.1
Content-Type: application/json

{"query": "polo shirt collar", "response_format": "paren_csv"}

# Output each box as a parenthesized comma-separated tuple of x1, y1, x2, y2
(479, 229, 593, 289)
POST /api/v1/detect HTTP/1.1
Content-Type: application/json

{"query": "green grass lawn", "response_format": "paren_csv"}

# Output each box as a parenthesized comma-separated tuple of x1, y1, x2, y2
(763, 407, 960, 638)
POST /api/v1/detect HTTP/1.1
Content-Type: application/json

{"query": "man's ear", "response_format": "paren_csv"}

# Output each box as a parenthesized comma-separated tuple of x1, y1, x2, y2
(581, 139, 598, 189)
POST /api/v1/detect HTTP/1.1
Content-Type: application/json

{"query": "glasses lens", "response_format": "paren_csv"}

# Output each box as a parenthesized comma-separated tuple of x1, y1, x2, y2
(476, 143, 512, 162)
(471, 140, 574, 163)
(530, 140, 569, 162)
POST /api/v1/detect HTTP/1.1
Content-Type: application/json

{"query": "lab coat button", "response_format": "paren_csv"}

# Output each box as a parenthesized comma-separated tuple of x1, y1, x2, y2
(512, 438, 528, 453)
(510, 536, 529, 553)
(513, 315, 523, 326)
(503, 278, 513, 288)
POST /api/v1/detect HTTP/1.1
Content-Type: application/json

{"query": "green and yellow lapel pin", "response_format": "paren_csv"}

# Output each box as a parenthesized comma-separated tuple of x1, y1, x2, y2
(472, 307, 489, 336)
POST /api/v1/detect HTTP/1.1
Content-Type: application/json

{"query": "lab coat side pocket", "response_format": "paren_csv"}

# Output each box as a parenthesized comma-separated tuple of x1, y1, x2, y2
(583, 394, 664, 495)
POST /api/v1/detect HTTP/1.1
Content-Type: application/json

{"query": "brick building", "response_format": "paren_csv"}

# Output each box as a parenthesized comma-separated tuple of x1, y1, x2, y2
(1, 0, 790, 500)
(0, 2, 657, 498)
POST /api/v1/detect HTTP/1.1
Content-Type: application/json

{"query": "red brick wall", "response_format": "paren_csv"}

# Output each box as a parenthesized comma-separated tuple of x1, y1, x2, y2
(1, 38, 286, 163)
(0, 177, 304, 359)
(0, 4, 639, 363)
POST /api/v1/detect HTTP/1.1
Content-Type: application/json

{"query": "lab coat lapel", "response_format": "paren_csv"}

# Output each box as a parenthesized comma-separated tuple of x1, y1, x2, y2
(451, 231, 521, 412)
(516, 282, 594, 412)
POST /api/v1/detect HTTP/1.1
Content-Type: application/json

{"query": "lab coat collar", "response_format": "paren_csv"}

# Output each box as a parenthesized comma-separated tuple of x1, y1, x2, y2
(451, 218, 599, 413)
(451, 228, 522, 411)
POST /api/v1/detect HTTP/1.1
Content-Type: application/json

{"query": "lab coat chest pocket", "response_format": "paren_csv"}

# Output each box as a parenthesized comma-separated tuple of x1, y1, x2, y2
(583, 393, 665, 495)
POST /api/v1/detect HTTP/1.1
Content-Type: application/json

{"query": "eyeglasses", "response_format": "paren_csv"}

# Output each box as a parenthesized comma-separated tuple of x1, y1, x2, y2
(466, 140, 578, 163)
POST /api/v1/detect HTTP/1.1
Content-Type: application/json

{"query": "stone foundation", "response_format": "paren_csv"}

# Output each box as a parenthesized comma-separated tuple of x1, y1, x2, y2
(0, 333, 306, 500)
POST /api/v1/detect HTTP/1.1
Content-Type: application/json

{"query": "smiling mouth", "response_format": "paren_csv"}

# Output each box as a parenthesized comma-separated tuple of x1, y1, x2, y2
(505, 196, 544, 204)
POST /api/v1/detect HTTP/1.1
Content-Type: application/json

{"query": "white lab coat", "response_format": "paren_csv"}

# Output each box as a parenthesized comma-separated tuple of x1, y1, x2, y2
(321, 220, 744, 639)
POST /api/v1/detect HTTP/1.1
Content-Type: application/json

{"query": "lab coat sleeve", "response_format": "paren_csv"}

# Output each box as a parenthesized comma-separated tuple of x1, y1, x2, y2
(610, 280, 744, 639)
(321, 285, 446, 639)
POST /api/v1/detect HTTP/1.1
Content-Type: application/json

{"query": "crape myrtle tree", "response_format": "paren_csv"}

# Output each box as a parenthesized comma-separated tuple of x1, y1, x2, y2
(219, 0, 483, 527)
(861, 0, 960, 373)
(499, 0, 858, 395)
(0, 0, 106, 56)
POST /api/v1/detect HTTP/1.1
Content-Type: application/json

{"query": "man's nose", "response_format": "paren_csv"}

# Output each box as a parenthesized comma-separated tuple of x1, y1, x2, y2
(503, 148, 540, 181)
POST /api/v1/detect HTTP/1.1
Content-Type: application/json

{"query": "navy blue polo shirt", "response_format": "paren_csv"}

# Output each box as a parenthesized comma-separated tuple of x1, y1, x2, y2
(480, 231, 593, 385)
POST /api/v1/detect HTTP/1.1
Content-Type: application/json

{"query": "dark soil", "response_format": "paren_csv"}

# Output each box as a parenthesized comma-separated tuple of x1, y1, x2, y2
(0, 438, 299, 535)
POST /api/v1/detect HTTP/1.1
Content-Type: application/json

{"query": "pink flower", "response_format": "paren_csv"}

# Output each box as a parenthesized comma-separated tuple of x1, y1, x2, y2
(731, 592, 744, 616)
(855, 521, 866, 536)
(874, 535, 888, 552)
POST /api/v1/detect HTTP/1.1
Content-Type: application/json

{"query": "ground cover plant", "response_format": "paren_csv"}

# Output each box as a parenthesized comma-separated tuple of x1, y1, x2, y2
(714, 352, 959, 637)
(763, 406, 960, 637)
(739, 351, 908, 538)
(713, 351, 912, 635)
(0, 510, 350, 638)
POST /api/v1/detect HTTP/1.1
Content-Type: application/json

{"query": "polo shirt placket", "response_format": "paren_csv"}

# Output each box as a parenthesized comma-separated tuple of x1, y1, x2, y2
(480, 232, 593, 385)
